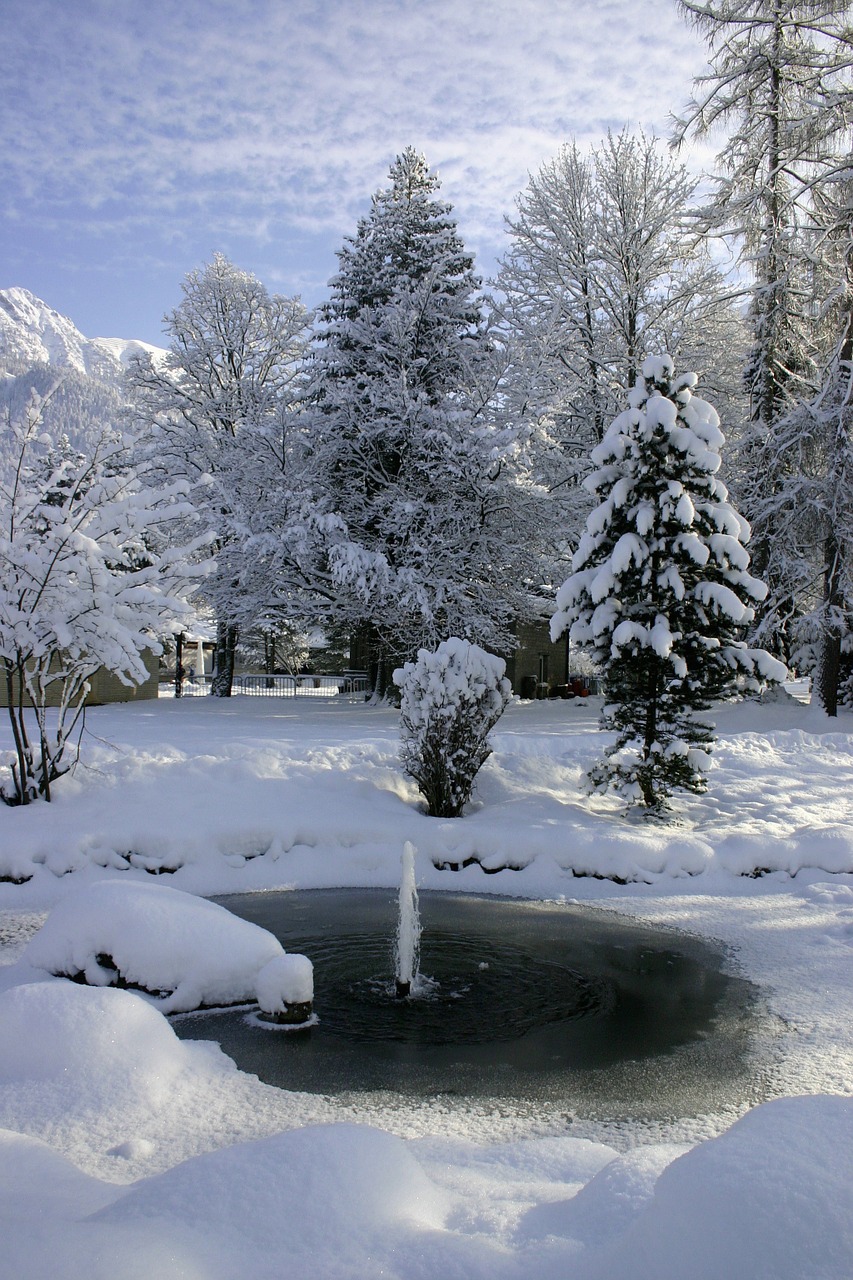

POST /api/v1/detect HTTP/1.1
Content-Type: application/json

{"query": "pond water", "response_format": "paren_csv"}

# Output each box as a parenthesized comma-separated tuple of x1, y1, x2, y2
(173, 889, 767, 1122)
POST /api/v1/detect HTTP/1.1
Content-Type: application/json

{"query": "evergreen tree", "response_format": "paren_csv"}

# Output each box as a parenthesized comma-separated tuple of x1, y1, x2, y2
(309, 147, 545, 691)
(551, 356, 785, 812)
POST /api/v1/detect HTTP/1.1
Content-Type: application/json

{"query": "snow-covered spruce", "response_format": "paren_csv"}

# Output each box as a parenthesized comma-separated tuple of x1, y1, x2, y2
(551, 355, 786, 811)
(23, 881, 286, 1013)
(308, 148, 546, 689)
(394, 638, 511, 818)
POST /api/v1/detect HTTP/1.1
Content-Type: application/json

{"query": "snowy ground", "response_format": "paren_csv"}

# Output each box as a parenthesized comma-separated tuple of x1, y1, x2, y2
(1, 688, 852, 1278)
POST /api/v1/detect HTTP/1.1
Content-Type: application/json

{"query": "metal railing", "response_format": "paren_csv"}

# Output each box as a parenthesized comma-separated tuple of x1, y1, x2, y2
(177, 672, 370, 701)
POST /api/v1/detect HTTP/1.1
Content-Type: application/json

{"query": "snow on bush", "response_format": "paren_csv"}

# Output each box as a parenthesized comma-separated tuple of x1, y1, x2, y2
(24, 881, 285, 1013)
(393, 638, 512, 817)
(0, 392, 209, 806)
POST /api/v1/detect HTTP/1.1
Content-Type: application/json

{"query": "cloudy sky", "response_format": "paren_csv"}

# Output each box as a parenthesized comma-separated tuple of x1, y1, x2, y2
(1, 0, 714, 345)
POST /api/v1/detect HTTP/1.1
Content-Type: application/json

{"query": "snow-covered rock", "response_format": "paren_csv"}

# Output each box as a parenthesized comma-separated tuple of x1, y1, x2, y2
(23, 881, 286, 1012)
(255, 953, 314, 1013)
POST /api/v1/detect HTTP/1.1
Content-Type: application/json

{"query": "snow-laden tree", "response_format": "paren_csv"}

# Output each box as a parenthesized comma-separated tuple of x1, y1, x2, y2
(0, 391, 208, 805)
(551, 356, 786, 812)
(754, 188, 853, 714)
(496, 130, 744, 518)
(126, 254, 315, 695)
(673, 0, 853, 656)
(308, 147, 548, 693)
(394, 638, 511, 817)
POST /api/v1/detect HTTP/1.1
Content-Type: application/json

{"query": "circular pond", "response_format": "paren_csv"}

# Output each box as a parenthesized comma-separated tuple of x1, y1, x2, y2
(173, 890, 766, 1122)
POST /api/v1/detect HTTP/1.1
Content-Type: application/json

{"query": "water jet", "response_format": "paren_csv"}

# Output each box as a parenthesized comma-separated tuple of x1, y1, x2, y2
(394, 841, 421, 998)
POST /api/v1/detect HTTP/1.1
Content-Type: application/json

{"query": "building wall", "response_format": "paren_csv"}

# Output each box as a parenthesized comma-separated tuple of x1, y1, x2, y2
(0, 650, 160, 708)
(502, 621, 569, 696)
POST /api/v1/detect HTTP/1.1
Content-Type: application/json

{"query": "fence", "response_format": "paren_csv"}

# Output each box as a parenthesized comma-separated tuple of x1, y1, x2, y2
(177, 672, 370, 701)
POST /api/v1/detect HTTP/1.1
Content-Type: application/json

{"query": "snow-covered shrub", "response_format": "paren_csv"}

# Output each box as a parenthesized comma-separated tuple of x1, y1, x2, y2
(0, 390, 208, 805)
(551, 355, 786, 812)
(393, 638, 511, 818)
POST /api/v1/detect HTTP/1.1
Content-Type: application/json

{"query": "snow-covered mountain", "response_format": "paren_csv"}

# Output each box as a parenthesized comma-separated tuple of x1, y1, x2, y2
(0, 286, 165, 383)
(0, 288, 167, 467)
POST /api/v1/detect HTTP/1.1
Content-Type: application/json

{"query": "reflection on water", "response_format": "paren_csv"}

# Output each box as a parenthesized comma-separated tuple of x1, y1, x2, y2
(172, 890, 765, 1122)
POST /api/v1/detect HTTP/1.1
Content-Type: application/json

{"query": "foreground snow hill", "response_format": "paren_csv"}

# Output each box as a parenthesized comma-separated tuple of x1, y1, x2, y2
(0, 692, 852, 1277)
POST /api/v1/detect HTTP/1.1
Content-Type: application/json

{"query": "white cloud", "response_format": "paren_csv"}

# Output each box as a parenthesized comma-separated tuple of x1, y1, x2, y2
(0, 0, 714, 333)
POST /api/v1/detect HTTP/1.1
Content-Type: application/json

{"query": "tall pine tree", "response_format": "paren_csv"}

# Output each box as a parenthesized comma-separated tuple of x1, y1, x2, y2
(309, 147, 545, 692)
(552, 356, 785, 812)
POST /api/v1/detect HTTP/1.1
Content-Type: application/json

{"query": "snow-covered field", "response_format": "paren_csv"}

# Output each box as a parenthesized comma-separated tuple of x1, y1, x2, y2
(1, 689, 853, 1279)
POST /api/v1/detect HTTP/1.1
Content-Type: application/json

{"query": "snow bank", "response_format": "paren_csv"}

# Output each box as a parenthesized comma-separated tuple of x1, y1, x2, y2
(92, 1123, 449, 1276)
(592, 1096, 853, 1279)
(1, 695, 853, 897)
(24, 880, 285, 1012)
(0, 981, 221, 1106)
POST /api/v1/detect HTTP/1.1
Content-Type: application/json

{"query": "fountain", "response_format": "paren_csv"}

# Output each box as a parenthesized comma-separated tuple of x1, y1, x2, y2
(172, 880, 769, 1125)
(394, 841, 421, 998)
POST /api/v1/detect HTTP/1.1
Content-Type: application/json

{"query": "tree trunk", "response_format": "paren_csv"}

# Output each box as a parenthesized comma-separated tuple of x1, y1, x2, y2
(175, 632, 185, 699)
(816, 531, 843, 716)
(211, 620, 238, 697)
(641, 660, 661, 808)
(3, 660, 31, 806)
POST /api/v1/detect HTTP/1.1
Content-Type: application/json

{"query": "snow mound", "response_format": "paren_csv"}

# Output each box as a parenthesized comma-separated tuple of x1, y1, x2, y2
(519, 1141, 689, 1246)
(24, 881, 285, 1012)
(0, 982, 222, 1106)
(594, 1096, 853, 1279)
(0, 1128, 118, 1218)
(94, 1122, 448, 1251)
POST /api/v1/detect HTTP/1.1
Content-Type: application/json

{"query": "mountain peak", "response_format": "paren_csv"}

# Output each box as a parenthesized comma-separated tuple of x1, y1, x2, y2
(0, 287, 165, 381)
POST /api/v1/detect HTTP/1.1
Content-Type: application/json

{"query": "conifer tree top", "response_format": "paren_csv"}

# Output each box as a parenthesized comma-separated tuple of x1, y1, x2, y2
(323, 147, 480, 320)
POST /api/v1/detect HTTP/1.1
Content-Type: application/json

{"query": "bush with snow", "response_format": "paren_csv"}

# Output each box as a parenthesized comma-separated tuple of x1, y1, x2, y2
(393, 638, 511, 817)
(552, 355, 786, 812)
(24, 880, 286, 1013)
(0, 390, 208, 806)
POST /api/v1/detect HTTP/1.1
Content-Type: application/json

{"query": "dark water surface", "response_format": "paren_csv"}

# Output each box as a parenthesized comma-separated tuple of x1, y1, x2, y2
(173, 890, 766, 1121)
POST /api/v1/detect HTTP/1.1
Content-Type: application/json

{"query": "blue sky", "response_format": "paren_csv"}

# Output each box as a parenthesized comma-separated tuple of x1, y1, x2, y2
(1, 0, 713, 345)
